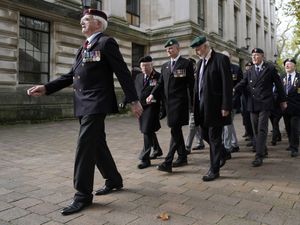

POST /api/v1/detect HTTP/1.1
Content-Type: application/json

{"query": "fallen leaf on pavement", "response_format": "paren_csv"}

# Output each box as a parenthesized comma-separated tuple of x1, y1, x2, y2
(157, 212, 170, 221)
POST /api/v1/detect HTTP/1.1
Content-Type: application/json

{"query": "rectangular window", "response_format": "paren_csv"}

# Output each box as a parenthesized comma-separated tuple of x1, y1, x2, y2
(234, 7, 238, 43)
(126, 0, 140, 27)
(19, 16, 50, 84)
(218, 0, 224, 37)
(132, 43, 144, 68)
(197, 0, 205, 30)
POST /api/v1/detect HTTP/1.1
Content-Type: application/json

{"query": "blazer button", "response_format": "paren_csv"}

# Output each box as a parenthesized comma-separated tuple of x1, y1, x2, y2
(78, 76, 80, 79)
(73, 88, 76, 92)
(79, 89, 82, 92)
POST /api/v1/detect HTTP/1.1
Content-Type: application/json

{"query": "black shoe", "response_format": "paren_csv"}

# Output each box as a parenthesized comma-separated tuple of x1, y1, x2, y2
(137, 160, 151, 169)
(277, 136, 282, 142)
(242, 133, 248, 138)
(231, 146, 240, 152)
(271, 141, 276, 146)
(246, 142, 253, 147)
(226, 152, 232, 160)
(192, 144, 205, 150)
(150, 151, 163, 159)
(202, 171, 220, 182)
(185, 149, 191, 155)
(286, 147, 292, 151)
(220, 156, 227, 168)
(172, 159, 188, 167)
(61, 201, 92, 216)
(157, 163, 172, 173)
(95, 184, 123, 195)
(252, 158, 263, 167)
(291, 151, 298, 157)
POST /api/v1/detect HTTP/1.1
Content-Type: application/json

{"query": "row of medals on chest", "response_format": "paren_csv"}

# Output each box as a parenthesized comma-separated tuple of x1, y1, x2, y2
(82, 48, 101, 63)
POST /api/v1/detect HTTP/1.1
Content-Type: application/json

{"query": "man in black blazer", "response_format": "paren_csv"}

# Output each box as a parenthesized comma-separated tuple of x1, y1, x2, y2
(134, 56, 163, 169)
(27, 9, 143, 215)
(234, 48, 287, 167)
(282, 58, 300, 157)
(147, 38, 194, 173)
(191, 36, 232, 181)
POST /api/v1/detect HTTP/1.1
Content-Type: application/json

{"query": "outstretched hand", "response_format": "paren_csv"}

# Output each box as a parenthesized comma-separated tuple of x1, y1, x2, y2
(27, 85, 46, 97)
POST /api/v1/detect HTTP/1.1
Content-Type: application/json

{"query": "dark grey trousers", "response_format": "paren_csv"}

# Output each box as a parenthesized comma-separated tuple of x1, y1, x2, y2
(250, 111, 270, 159)
(74, 114, 122, 203)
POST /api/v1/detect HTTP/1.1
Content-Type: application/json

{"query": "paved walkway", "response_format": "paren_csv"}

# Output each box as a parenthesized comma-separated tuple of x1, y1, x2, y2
(0, 114, 299, 225)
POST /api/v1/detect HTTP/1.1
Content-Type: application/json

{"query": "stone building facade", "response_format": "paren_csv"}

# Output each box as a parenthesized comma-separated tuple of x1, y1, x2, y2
(0, 0, 276, 123)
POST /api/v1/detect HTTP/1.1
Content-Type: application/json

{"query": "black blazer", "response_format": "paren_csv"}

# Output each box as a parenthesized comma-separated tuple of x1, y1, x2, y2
(234, 61, 286, 112)
(231, 63, 243, 110)
(45, 33, 138, 117)
(282, 72, 300, 116)
(135, 70, 161, 133)
(151, 56, 194, 127)
(194, 49, 232, 127)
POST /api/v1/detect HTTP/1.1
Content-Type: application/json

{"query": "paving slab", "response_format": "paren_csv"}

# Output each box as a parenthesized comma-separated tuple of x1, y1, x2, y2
(0, 115, 299, 225)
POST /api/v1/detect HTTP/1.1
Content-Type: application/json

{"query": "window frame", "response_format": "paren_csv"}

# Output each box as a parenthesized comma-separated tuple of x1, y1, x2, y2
(19, 15, 50, 84)
(126, 0, 140, 27)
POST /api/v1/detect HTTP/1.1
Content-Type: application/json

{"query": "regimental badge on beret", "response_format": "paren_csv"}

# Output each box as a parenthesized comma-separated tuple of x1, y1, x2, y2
(251, 48, 264, 54)
(164, 38, 179, 48)
(283, 58, 297, 66)
(138, 55, 152, 64)
(82, 8, 107, 21)
(190, 36, 207, 48)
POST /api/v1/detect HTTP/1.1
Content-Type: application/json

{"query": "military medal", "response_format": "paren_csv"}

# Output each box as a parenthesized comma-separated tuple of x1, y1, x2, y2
(95, 51, 101, 61)
(232, 74, 237, 80)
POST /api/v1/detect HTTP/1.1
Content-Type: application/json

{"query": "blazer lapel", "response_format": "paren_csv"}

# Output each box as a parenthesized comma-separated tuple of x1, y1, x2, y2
(72, 47, 84, 71)
(87, 33, 103, 51)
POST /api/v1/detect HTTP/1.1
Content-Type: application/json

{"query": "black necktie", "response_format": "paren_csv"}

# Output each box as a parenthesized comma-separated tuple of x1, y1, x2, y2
(256, 67, 260, 76)
(198, 59, 206, 100)
(144, 75, 148, 86)
(287, 74, 292, 94)
(171, 61, 175, 71)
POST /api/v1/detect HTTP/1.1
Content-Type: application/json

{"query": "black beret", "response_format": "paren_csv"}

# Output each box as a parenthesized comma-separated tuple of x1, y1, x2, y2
(82, 8, 107, 21)
(190, 36, 206, 48)
(283, 58, 296, 65)
(251, 48, 264, 54)
(245, 61, 253, 67)
(138, 56, 152, 64)
(164, 38, 179, 48)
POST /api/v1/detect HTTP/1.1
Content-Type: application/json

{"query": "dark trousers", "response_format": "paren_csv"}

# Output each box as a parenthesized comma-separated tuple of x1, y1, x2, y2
(164, 126, 187, 165)
(283, 114, 300, 152)
(250, 111, 270, 159)
(74, 114, 122, 203)
(269, 112, 282, 143)
(201, 126, 223, 173)
(139, 132, 161, 161)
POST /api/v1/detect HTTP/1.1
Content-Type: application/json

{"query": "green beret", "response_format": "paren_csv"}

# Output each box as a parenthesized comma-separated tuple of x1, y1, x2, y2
(190, 36, 206, 48)
(164, 38, 179, 48)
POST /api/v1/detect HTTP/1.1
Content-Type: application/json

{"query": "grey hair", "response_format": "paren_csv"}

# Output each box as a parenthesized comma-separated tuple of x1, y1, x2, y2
(204, 41, 210, 48)
(93, 15, 108, 32)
